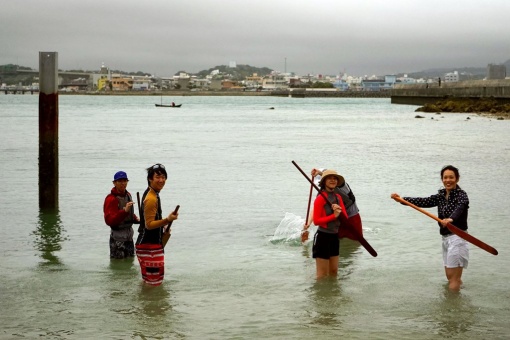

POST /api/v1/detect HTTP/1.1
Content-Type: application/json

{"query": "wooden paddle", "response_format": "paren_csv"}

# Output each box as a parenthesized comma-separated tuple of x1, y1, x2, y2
(136, 192, 141, 217)
(392, 196, 498, 256)
(162, 205, 180, 248)
(301, 182, 314, 243)
(292, 161, 378, 257)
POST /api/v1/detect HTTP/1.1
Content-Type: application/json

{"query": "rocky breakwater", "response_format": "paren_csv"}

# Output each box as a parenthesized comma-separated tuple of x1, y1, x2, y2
(391, 79, 510, 106)
(415, 97, 510, 120)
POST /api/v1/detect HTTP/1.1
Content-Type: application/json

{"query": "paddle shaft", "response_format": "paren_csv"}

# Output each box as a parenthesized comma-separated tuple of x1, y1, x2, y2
(163, 205, 180, 248)
(292, 161, 377, 257)
(136, 192, 141, 217)
(301, 182, 314, 243)
(393, 196, 498, 256)
(166, 205, 180, 230)
(305, 182, 313, 225)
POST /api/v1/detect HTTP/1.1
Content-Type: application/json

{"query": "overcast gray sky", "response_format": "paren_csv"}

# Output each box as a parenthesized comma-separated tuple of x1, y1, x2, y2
(2, 0, 509, 77)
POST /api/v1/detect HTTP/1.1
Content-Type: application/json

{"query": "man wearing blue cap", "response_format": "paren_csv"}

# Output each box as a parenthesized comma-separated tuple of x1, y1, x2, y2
(103, 171, 139, 259)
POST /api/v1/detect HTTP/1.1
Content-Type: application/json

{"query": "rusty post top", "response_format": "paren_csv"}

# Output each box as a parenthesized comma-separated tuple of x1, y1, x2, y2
(39, 52, 58, 94)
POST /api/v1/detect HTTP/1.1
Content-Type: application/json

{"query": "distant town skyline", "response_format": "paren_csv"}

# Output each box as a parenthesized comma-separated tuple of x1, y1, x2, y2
(2, 0, 510, 77)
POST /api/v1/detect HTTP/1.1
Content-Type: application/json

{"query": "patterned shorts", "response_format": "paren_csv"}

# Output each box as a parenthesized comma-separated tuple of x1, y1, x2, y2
(135, 244, 165, 286)
(109, 237, 135, 259)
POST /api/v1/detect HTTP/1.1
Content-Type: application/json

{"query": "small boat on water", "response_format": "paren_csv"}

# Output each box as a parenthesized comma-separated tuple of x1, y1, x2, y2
(155, 104, 182, 108)
(156, 96, 182, 107)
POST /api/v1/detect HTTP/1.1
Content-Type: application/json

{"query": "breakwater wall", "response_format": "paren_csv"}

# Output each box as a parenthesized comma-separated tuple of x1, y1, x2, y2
(272, 89, 390, 98)
(2, 89, 39, 95)
(391, 79, 510, 105)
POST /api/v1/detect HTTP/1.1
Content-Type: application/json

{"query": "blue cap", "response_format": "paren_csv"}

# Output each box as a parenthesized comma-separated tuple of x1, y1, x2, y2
(113, 171, 128, 181)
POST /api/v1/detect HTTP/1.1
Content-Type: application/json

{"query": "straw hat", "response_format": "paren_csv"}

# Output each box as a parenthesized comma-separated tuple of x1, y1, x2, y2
(319, 169, 345, 186)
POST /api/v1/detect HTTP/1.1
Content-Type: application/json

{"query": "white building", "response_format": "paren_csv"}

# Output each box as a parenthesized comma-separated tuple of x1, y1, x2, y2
(132, 79, 151, 91)
(262, 73, 288, 90)
(398, 74, 417, 84)
(444, 71, 459, 82)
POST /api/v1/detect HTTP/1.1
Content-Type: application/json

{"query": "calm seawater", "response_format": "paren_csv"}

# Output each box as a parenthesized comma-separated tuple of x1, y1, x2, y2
(0, 94, 509, 339)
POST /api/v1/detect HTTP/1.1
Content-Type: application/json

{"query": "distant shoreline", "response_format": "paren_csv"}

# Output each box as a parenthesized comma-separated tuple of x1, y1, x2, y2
(58, 90, 392, 98)
(66, 90, 271, 97)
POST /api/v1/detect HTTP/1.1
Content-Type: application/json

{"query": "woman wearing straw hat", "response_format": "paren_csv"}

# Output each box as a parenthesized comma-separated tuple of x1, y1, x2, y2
(305, 167, 363, 241)
(312, 169, 348, 279)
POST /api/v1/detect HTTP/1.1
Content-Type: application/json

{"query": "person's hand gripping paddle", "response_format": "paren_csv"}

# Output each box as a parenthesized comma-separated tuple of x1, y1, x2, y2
(163, 205, 180, 248)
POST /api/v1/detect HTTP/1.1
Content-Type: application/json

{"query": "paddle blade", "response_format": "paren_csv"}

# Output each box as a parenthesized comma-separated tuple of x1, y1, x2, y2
(357, 235, 378, 257)
(447, 223, 498, 255)
(393, 196, 498, 256)
(301, 230, 309, 243)
(162, 230, 171, 248)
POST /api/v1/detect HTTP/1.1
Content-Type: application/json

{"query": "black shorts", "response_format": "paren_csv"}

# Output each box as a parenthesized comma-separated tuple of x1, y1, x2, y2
(312, 231, 340, 259)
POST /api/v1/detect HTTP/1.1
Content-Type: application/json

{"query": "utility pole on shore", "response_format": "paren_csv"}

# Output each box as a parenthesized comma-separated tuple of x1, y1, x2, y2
(39, 52, 59, 210)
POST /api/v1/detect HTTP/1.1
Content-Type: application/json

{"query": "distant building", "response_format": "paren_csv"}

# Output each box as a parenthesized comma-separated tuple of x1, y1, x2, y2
(209, 79, 222, 90)
(176, 77, 190, 90)
(384, 75, 397, 84)
(398, 74, 417, 84)
(361, 79, 384, 91)
(97, 77, 109, 91)
(486, 64, 506, 80)
(110, 76, 132, 91)
(244, 73, 263, 89)
(94, 63, 111, 90)
(360, 75, 396, 91)
(191, 78, 209, 90)
(159, 77, 176, 90)
(221, 79, 239, 89)
(333, 78, 349, 91)
(288, 77, 302, 88)
(444, 71, 459, 82)
(132, 79, 151, 91)
(262, 73, 288, 90)
(59, 76, 88, 92)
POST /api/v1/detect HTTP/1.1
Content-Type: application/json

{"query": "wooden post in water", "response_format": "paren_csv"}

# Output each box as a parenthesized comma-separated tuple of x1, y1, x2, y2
(39, 52, 59, 210)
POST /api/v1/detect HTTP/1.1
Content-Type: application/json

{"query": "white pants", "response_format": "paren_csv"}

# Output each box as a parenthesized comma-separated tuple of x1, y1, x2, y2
(442, 234, 469, 269)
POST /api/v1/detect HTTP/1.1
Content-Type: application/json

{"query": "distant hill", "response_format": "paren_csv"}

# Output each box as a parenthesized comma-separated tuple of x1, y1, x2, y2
(193, 64, 273, 80)
(400, 59, 510, 81)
